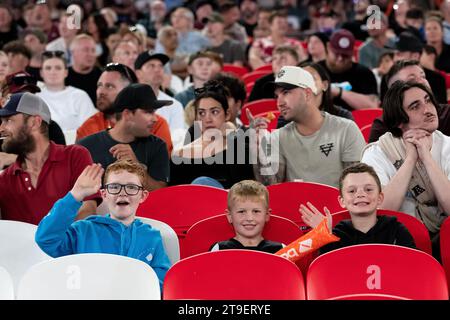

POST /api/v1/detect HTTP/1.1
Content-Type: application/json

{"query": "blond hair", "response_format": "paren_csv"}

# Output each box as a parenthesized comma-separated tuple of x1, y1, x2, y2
(227, 180, 269, 209)
(103, 160, 147, 189)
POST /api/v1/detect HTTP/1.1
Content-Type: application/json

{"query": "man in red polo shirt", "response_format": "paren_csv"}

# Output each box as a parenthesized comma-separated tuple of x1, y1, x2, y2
(0, 92, 101, 224)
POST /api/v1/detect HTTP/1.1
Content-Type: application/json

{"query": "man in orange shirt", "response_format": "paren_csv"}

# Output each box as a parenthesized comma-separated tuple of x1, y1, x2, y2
(76, 63, 173, 154)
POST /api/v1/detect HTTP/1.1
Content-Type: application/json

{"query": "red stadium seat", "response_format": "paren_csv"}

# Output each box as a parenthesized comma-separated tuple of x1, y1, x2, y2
(352, 108, 383, 130)
(242, 70, 271, 85)
(440, 217, 450, 291)
(240, 99, 277, 125)
(182, 214, 302, 258)
(306, 244, 448, 300)
(360, 124, 373, 143)
(267, 182, 342, 233)
(136, 185, 228, 240)
(254, 64, 273, 72)
(163, 250, 306, 300)
(222, 64, 249, 78)
(331, 209, 432, 254)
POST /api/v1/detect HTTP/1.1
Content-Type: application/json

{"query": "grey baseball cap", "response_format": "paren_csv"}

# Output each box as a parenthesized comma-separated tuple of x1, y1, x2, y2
(0, 92, 51, 124)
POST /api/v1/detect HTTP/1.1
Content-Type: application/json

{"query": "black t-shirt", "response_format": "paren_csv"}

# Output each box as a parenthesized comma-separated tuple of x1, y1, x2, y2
(49, 120, 66, 145)
(318, 60, 378, 111)
(247, 73, 275, 102)
(66, 66, 102, 105)
(436, 43, 450, 73)
(320, 215, 416, 254)
(77, 130, 170, 183)
(210, 238, 284, 254)
(379, 67, 447, 104)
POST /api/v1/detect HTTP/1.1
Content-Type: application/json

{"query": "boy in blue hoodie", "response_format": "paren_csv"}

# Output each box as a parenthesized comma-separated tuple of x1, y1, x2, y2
(35, 160, 171, 288)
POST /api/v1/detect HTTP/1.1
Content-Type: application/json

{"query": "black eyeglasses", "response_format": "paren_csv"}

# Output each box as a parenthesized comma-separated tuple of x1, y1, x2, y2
(104, 63, 137, 83)
(42, 50, 65, 59)
(104, 183, 144, 195)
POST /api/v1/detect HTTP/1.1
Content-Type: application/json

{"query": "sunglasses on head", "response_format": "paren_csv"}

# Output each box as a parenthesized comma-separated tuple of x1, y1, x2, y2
(194, 81, 225, 97)
(104, 63, 137, 83)
(42, 50, 65, 59)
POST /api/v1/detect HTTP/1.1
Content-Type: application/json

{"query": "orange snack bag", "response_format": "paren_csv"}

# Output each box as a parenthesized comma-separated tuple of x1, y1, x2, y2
(265, 112, 275, 122)
(275, 219, 340, 262)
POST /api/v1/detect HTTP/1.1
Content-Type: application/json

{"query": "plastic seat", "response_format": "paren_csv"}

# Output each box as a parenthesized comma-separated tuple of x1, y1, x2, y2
(306, 244, 448, 300)
(267, 182, 341, 232)
(17, 253, 161, 300)
(163, 249, 306, 300)
(242, 70, 271, 85)
(136, 185, 228, 239)
(331, 209, 432, 254)
(0, 266, 14, 300)
(182, 213, 302, 259)
(137, 217, 180, 265)
(360, 124, 373, 143)
(440, 217, 450, 291)
(254, 64, 272, 72)
(0, 220, 51, 291)
(351, 108, 383, 130)
(222, 64, 249, 78)
(240, 99, 277, 126)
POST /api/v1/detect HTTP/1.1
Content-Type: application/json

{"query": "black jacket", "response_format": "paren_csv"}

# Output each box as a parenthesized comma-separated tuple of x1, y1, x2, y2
(320, 215, 416, 254)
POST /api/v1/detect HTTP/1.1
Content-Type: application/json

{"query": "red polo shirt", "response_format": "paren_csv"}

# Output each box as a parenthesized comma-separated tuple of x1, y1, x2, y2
(0, 142, 102, 225)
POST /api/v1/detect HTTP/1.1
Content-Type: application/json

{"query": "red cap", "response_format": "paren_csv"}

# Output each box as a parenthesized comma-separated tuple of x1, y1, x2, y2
(329, 29, 355, 57)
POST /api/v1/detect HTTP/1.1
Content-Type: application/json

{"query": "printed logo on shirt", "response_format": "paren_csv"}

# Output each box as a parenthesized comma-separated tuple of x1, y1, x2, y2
(146, 253, 153, 262)
(319, 143, 334, 156)
(393, 159, 404, 170)
(412, 184, 426, 197)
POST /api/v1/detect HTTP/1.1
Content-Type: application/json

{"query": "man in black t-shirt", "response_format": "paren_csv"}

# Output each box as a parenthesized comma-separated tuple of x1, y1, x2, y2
(319, 29, 379, 111)
(66, 34, 102, 105)
(78, 84, 172, 191)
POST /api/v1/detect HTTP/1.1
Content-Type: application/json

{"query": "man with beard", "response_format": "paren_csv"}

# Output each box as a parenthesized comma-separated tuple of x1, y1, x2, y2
(75, 63, 173, 154)
(319, 29, 379, 111)
(0, 93, 100, 224)
(77, 84, 171, 191)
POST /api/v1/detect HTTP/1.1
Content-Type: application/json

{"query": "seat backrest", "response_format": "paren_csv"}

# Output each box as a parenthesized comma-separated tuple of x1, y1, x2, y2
(254, 64, 272, 72)
(240, 99, 277, 125)
(267, 182, 341, 232)
(306, 244, 448, 300)
(351, 109, 383, 130)
(360, 124, 373, 143)
(440, 217, 450, 291)
(0, 220, 51, 291)
(222, 64, 249, 78)
(331, 209, 432, 254)
(0, 266, 14, 300)
(242, 70, 271, 85)
(137, 217, 180, 265)
(163, 249, 306, 300)
(17, 253, 161, 300)
(182, 214, 302, 259)
(135, 185, 228, 239)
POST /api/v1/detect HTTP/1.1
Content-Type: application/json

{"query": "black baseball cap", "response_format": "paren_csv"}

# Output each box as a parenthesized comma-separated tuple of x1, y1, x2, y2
(134, 50, 170, 70)
(111, 83, 173, 113)
(386, 32, 423, 53)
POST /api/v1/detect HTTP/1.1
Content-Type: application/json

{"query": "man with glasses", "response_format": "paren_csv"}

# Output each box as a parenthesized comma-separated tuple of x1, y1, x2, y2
(318, 29, 379, 110)
(76, 63, 173, 154)
(77, 83, 171, 191)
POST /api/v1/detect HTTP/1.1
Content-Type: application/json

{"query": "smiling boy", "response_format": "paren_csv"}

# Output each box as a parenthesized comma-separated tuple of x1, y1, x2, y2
(35, 160, 171, 287)
(300, 163, 416, 254)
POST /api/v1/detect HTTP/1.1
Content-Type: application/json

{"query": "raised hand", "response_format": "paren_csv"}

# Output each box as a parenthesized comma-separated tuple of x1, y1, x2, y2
(109, 144, 138, 163)
(300, 202, 332, 232)
(247, 108, 270, 132)
(70, 164, 104, 201)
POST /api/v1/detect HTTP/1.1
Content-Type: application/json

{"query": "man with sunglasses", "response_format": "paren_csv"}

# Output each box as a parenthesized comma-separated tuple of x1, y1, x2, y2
(77, 83, 171, 191)
(0, 92, 101, 224)
(318, 29, 379, 110)
(76, 63, 173, 154)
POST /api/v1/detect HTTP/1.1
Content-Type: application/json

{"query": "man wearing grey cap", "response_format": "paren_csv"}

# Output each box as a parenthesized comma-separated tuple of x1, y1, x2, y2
(0, 92, 101, 224)
(251, 66, 366, 188)
(77, 83, 172, 191)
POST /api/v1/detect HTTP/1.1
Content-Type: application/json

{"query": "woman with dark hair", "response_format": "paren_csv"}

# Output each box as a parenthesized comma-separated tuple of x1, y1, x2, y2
(424, 15, 450, 73)
(85, 12, 110, 66)
(170, 80, 254, 188)
(304, 32, 329, 63)
(277, 61, 353, 128)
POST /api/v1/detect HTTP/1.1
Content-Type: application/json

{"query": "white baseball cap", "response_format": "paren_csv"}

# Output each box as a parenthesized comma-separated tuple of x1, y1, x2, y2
(270, 66, 318, 95)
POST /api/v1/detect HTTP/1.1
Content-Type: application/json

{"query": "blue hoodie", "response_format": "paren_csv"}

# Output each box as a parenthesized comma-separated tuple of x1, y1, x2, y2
(35, 192, 171, 288)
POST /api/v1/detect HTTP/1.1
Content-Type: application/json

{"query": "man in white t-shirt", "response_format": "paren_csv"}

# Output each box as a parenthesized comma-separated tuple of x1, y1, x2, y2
(135, 51, 186, 149)
(361, 81, 450, 258)
(252, 66, 366, 188)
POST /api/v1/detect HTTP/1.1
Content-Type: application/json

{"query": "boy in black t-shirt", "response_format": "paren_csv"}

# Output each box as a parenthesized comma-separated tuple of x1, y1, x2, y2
(210, 180, 284, 253)
(299, 163, 416, 254)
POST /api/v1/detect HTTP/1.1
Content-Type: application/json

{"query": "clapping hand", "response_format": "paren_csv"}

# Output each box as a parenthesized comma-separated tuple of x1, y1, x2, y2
(300, 202, 333, 232)
(70, 164, 104, 202)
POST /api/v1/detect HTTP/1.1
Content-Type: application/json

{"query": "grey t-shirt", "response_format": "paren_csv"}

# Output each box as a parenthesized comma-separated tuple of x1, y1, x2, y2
(77, 130, 170, 183)
(269, 112, 366, 187)
(208, 39, 246, 64)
